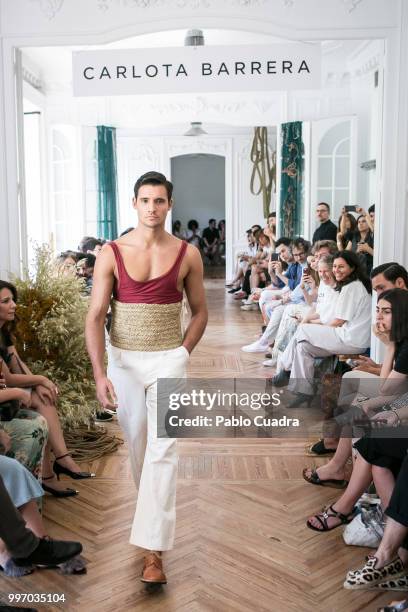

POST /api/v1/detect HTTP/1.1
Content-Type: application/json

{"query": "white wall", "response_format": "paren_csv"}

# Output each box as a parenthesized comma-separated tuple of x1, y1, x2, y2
(170, 154, 225, 233)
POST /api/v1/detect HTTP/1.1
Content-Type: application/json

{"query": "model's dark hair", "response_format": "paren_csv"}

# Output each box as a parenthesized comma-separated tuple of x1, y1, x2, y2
(267, 212, 276, 219)
(208, 218, 216, 224)
(377, 288, 408, 342)
(251, 224, 262, 232)
(333, 250, 372, 294)
(187, 219, 199, 231)
(133, 171, 173, 200)
(371, 262, 399, 279)
(218, 219, 225, 230)
(78, 236, 102, 253)
(317, 202, 330, 212)
(368, 204, 375, 214)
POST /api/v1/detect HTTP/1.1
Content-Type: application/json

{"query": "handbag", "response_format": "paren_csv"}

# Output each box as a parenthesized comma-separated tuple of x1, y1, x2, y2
(343, 504, 384, 548)
(0, 399, 20, 421)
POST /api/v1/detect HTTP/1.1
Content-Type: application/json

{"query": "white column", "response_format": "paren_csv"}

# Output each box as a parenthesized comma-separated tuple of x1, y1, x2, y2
(0, 41, 26, 279)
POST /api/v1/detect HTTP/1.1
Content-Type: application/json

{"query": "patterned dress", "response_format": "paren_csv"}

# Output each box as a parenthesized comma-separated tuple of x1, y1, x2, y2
(1, 409, 48, 479)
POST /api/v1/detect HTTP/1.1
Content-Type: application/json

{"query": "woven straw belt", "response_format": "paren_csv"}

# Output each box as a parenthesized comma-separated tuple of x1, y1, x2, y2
(110, 300, 183, 351)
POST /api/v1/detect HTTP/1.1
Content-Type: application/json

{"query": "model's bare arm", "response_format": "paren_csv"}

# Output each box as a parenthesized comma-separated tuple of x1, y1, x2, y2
(182, 246, 208, 354)
(85, 245, 117, 409)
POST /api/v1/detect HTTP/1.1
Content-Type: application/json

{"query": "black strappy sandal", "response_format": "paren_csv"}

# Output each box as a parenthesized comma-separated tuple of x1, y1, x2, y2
(305, 439, 337, 456)
(53, 453, 95, 480)
(302, 467, 348, 489)
(307, 504, 355, 532)
(42, 475, 78, 497)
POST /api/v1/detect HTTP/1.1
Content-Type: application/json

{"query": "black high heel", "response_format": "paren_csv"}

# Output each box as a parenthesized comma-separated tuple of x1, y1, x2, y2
(287, 393, 313, 409)
(53, 453, 95, 480)
(42, 476, 78, 497)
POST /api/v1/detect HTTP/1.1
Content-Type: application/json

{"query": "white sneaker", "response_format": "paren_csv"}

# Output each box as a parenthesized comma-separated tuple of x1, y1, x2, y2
(240, 304, 257, 311)
(262, 357, 277, 367)
(241, 340, 269, 352)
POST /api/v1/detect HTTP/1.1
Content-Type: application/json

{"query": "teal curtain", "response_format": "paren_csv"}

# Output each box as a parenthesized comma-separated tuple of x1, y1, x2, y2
(97, 125, 118, 240)
(279, 122, 304, 237)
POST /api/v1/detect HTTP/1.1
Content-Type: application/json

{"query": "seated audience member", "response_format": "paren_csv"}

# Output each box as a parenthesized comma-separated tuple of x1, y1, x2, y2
(242, 231, 274, 303)
(56, 251, 79, 276)
(337, 211, 358, 250)
(241, 238, 310, 352)
(186, 219, 201, 248)
(262, 254, 337, 367)
(368, 203, 375, 229)
(218, 219, 226, 257)
(78, 236, 103, 257)
(303, 288, 408, 486)
(172, 220, 187, 240)
(337, 207, 374, 273)
(76, 253, 96, 295)
(352, 212, 374, 274)
(312, 202, 338, 243)
(202, 218, 220, 264)
(313, 239, 338, 262)
(264, 212, 276, 246)
(233, 229, 265, 300)
(307, 430, 408, 536)
(254, 238, 294, 322)
(0, 473, 82, 572)
(1, 376, 48, 478)
(271, 251, 372, 406)
(227, 230, 258, 292)
(305, 261, 408, 458)
(0, 453, 84, 576)
(0, 281, 94, 497)
(344, 449, 408, 591)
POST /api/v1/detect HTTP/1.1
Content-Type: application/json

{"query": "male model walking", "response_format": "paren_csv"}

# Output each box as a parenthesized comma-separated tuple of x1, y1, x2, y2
(86, 171, 207, 585)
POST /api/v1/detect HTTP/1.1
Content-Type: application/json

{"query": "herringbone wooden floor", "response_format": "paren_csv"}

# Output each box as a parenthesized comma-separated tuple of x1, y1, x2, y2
(0, 280, 400, 611)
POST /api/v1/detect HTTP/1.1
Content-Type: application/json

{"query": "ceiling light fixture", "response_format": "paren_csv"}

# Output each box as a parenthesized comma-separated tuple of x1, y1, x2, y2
(184, 122, 208, 137)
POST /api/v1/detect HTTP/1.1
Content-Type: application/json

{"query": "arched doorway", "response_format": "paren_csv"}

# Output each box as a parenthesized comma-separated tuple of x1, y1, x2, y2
(171, 153, 225, 276)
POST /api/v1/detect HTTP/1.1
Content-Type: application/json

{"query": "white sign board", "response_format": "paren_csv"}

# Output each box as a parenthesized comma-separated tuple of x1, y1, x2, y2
(72, 44, 321, 97)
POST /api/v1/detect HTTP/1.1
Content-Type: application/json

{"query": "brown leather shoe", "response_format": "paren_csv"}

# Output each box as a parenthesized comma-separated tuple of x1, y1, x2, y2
(141, 553, 167, 584)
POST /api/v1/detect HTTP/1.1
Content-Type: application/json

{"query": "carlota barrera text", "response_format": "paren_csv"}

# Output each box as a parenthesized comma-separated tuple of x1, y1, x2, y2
(83, 60, 311, 80)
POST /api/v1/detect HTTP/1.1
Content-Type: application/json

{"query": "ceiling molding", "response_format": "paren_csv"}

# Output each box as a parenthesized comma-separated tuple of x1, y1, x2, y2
(30, 0, 65, 20)
(340, 0, 363, 13)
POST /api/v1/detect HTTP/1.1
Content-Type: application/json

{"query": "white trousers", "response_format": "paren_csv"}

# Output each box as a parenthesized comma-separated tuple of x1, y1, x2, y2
(261, 304, 285, 343)
(108, 344, 189, 551)
(278, 324, 367, 396)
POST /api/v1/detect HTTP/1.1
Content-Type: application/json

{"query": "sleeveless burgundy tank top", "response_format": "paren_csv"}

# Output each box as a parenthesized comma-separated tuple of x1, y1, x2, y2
(108, 240, 188, 351)
(109, 240, 187, 304)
